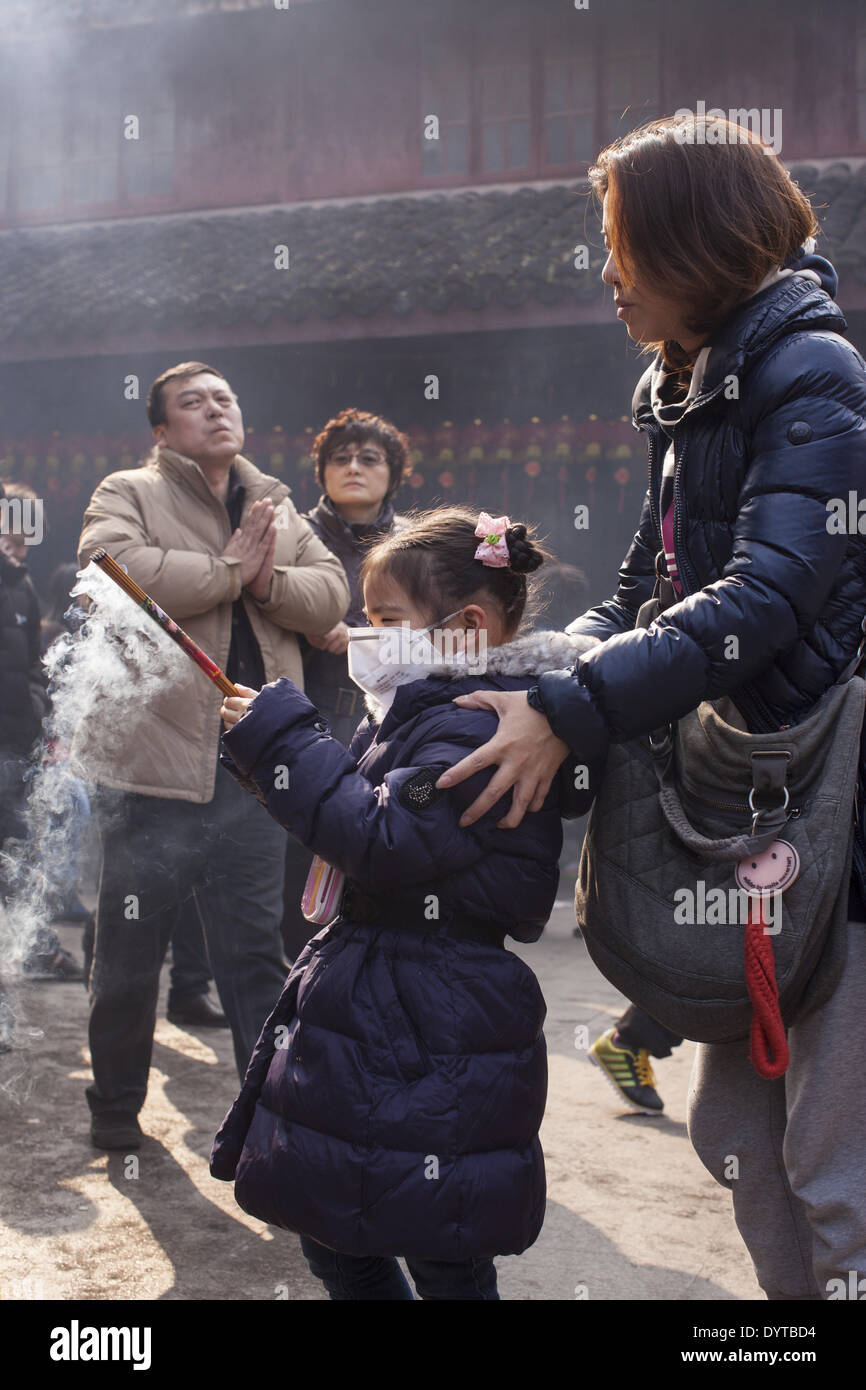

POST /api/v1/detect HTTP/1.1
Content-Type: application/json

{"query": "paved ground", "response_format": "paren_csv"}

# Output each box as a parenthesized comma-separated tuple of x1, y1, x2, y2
(0, 882, 761, 1303)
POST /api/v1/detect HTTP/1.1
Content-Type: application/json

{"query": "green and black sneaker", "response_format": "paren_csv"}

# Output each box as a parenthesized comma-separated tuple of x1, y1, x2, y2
(588, 1027, 664, 1113)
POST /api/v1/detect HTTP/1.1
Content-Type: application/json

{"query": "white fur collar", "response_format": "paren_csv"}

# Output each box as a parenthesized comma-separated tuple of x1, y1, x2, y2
(361, 628, 601, 724)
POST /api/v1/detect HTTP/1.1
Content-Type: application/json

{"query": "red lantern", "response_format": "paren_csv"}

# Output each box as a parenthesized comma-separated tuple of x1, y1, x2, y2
(19, 436, 39, 482)
(491, 419, 518, 463)
(45, 431, 64, 483)
(614, 465, 631, 514)
(117, 434, 136, 472)
(521, 416, 547, 463)
(575, 414, 604, 463)
(552, 414, 577, 463)
(438, 470, 455, 490)
(557, 464, 569, 509)
(433, 420, 456, 464)
(409, 472, 425, 489)
(266, 425, 286, 476)
(290, 428, 316, 492)
(67, 448, 87, 503)
(524, 457, 542, 506)
(409, 426, 430, 467)
(461, 418, 489, 468)
(585, 463, 598, 511)
(605, 414, 634, 462)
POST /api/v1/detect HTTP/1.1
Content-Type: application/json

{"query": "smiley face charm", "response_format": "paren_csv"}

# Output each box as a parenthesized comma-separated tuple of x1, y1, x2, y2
(734, 839, 801, 898)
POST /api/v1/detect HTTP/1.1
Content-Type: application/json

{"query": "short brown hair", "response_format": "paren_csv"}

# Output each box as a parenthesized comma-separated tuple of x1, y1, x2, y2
(312, 407, 412, 504)
(589, 113, 820, 369)
(360, 504, 555, 639)
(146, 361, 231, 428)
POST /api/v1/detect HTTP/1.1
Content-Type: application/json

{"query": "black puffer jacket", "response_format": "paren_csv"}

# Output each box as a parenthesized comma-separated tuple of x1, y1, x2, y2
(534, 251, 866, 753)
(0, 544, 48, 757)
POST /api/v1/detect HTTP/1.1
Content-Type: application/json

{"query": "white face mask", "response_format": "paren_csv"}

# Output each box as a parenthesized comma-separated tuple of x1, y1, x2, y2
(346, 608, 465, 712)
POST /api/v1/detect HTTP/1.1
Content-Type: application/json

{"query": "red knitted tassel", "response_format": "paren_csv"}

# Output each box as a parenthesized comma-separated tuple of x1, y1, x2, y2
(745, 902, 789, 1078)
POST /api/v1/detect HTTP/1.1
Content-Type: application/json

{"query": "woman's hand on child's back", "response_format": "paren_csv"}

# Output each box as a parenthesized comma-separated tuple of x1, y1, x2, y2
(435, 688, 571, 829)
(220, 683, 260, 728)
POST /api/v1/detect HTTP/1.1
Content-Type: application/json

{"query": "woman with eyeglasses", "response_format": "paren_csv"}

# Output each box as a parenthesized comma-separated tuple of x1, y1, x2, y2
(281, 407, 413, 959)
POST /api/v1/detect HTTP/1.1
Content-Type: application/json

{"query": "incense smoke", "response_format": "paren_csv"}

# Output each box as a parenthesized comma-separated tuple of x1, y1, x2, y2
(0, 561, 188, 1072)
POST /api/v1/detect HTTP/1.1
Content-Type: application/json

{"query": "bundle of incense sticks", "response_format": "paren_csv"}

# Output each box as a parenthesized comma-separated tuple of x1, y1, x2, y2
(89, 548, 240, 698)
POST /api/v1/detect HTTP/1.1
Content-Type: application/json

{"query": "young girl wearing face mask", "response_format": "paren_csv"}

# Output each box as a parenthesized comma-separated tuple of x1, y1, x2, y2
(209, 504, 601, 1301)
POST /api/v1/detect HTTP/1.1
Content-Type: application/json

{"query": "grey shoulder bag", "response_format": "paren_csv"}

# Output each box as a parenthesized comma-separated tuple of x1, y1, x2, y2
(574, 557, 866, 1075)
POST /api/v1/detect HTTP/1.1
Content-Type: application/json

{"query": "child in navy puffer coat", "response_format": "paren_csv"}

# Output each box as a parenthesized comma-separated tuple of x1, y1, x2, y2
(209, 505, 602, 1300)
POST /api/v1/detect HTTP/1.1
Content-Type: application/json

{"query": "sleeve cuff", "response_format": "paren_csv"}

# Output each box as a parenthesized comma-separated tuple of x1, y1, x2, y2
(251, 566, 287, 614)
(526, 684, 548, 716)
(220, 677, 320, 774)
(534, 666, 610, 759)
(221, 556, 243, 602)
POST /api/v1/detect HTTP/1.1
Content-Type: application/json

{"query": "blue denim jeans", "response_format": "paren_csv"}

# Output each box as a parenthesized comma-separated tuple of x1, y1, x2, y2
(87, 761, 288, 1117)
(299, 1233, 499, 1300)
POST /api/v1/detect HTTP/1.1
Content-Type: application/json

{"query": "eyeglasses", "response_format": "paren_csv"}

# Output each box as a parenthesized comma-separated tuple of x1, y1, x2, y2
(327, 448, 388, 468)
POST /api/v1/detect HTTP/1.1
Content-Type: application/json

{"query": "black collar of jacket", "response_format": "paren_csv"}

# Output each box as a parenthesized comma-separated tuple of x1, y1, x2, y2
(631, 275, 846, 432)
(306, 491, 396, 556)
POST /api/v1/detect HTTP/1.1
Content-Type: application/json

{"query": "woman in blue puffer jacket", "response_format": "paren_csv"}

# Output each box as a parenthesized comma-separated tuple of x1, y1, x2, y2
(209, 505, 602, 1300)
(438, 115, 866, 1300)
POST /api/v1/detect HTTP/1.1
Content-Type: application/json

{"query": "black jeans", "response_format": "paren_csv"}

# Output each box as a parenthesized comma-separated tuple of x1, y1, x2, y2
(84, 906, 211, 1005)
(167, 911, 212, 1009)
(86, 763, 288, 1119)
(299, 1234, 499, 1300)
(616, 1004, 683, 1059)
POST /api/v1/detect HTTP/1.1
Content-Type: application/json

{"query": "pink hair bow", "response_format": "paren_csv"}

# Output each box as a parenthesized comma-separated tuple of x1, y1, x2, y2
(474, 511, 511, 567)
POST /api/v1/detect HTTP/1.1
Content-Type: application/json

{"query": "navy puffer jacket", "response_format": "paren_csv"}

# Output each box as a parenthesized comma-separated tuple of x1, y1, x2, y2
(210, 628, 602, 1260)
(533, 251, 866, 752)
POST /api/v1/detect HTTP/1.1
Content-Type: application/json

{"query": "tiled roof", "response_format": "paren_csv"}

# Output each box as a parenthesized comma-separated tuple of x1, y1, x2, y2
(0, 165, 863, 352)
(0, 0, 278, 34)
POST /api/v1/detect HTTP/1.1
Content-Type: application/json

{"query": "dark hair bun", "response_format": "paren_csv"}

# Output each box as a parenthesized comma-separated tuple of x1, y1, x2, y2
(505, 523, 544, 575)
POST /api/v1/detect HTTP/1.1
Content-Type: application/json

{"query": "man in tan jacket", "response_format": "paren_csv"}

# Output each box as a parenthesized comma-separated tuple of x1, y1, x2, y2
(77, 361, 349, 1150)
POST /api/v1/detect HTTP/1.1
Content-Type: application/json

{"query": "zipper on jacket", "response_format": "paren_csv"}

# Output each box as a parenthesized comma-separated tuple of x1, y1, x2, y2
(645, 426, 661, 545)
(671, 428, 693, 596)
(669, 377, 728, 594)
(657, 375, 728, 598)
(643, 419, 695, 598)
(742, 681, 786, 733)
(668, 398, 787, 733)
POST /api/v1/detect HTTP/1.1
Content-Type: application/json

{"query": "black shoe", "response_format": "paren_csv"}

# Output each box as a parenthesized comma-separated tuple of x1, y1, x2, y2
(23, 948, 84, 982)
(90, 1115, 142, 1150)
(167, 994, 228, 1029)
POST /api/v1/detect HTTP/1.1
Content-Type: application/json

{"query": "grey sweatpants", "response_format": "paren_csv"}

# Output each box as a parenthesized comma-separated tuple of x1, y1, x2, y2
(687, 918, 866, 1300)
